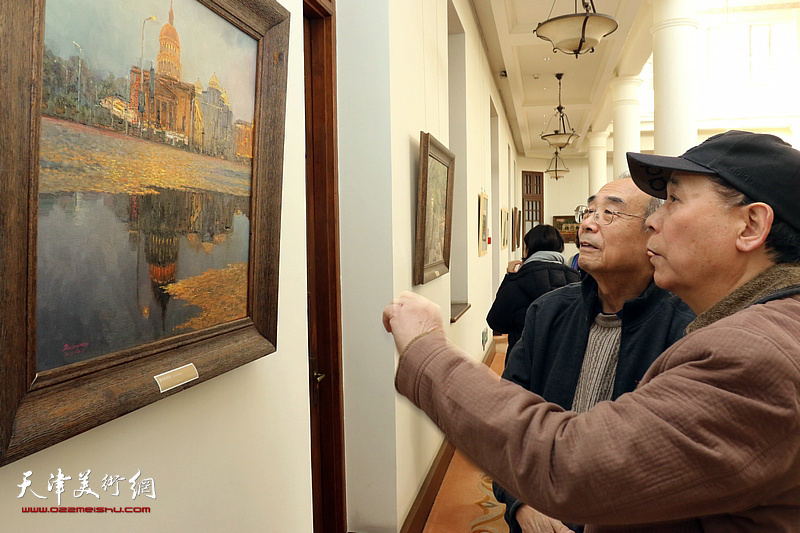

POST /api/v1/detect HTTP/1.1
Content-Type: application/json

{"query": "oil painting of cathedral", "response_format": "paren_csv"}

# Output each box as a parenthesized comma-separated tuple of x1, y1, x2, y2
(37, 0, 259, 372)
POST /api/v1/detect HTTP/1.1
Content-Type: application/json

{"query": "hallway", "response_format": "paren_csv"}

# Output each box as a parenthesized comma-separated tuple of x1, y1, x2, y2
(422, 337, 510, 533)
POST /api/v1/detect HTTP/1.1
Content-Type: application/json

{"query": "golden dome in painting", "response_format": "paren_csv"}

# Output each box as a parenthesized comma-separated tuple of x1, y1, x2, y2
(208, 73, 222, 92)
(160, 2, 180, 46)
(157, 2, 181, 79)
(159, 23, 180, 46)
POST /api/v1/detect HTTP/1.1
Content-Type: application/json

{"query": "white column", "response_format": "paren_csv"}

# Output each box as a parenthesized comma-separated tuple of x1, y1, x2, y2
(651, 0, 698, 155)
(587, 130, 610, 195)
(611, 76, 643, 178)
(790, 120, 800, 150)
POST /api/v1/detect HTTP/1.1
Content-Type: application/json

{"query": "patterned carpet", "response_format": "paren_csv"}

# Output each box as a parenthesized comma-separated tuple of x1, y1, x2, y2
(422, 337, 510, 533)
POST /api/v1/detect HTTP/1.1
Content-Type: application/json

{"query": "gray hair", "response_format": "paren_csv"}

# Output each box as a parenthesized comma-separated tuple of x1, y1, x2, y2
(614, 171, 662, 227)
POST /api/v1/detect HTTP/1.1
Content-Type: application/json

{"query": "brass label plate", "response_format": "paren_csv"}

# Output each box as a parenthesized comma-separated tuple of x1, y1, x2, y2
(154, 363, 199, 393)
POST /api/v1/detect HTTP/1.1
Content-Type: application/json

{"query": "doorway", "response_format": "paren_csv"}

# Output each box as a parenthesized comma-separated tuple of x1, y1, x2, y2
(304, 1, 346, 532)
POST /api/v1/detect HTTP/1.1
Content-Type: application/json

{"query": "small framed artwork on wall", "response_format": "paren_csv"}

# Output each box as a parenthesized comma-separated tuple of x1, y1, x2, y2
(500, 208, 509, 249)
(478, 192, 489, 256)
(413, 131, 456, 285)
(511, 207, 518, 251)
(553, 215, 580, 243)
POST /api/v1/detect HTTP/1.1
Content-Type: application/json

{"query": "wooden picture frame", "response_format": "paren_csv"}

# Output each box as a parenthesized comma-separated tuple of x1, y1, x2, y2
(511, 207, 518, 252)
(413, 132, 455, 285)
(553, 215, 580, 243)
(514, 208, 522, 251)
(500, 208, 509, 249)
(1, 0, 289, 466)
(478, 192, 489, 257)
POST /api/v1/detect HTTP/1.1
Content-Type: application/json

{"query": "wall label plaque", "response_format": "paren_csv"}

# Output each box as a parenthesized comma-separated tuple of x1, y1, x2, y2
(154, 363, 199, 393)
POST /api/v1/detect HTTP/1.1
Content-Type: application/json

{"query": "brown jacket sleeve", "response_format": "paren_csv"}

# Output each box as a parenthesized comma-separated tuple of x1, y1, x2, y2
(394, 318, 800, 528)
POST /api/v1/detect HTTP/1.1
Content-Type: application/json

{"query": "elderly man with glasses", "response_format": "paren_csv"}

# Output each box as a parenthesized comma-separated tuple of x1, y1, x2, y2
(384, 131, 800, 531)
(491, 175, 695, 533)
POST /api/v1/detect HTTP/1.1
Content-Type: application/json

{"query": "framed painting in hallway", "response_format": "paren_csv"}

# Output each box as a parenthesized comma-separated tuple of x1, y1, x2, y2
(413, 131, 455, 285)
(511, 207, 518, 252)
(500, 208, 509, 249)
(1, 0, 290, 466)
(478, 192, 489, 256)
(553, 214, 579, 243)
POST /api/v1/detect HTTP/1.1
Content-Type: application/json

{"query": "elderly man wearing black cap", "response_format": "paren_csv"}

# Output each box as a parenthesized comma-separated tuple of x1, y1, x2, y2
(383, 130, 800, 532)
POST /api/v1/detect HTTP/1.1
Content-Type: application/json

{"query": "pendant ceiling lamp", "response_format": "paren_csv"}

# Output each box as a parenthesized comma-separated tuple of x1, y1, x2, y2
(541, 73, 578, 149)
(545, 149, 569, 180)
(534, 0, 618, 58)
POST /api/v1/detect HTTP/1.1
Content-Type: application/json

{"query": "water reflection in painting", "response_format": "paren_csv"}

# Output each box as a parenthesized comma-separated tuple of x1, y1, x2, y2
(37, 134, 252, 371)
(38, 124, 251, 371)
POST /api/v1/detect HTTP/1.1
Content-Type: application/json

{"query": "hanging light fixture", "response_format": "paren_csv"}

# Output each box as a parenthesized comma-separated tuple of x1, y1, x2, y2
(545, 149, 569, 180)
(534, 0, 618, 58)
(541, 73, 578, 149)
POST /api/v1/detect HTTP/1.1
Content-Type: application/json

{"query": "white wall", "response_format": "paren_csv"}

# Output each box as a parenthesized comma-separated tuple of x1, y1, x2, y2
(338, 0, 524, 530)
(0, 1, 314, 531)
(389, 0, 452, 524)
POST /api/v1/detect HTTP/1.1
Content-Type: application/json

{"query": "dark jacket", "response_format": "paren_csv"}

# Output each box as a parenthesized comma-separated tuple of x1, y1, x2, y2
(494, 275, 695, 533)
(487, 259, 580, 352)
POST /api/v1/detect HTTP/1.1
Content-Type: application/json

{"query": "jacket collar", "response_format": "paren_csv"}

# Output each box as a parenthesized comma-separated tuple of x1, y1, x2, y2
(579, 274, 662, 324)
(686, 263, 800, 334)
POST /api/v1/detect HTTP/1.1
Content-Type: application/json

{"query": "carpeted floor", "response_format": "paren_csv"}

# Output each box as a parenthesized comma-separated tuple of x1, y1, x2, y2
(422, 337, 510, 533)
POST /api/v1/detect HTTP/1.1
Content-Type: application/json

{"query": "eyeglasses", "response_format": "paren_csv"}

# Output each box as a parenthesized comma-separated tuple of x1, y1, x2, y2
(574, 205, 647, 226)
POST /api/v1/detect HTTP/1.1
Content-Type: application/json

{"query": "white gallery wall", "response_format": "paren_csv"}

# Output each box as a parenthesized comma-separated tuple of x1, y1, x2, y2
(0, 0, 315, 531)
(338, 0, 532, 530)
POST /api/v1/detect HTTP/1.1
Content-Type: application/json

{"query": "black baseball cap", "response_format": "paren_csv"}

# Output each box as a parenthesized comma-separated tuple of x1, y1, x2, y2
(626, 130, 800, 231)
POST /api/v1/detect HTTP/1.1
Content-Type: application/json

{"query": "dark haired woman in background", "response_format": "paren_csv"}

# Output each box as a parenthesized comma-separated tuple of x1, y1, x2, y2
(487, 224, 580, 354)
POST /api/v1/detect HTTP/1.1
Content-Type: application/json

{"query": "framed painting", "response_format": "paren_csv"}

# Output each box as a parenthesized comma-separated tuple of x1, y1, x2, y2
(553, 215, 580, 243)
(500, 208, 509, 249)
(514, 208, 522, 250)
(413, 132, 456, 285)
(1, 0, 289, 466)
(511, 207, 518, 252)
(478, 192, 489, 257)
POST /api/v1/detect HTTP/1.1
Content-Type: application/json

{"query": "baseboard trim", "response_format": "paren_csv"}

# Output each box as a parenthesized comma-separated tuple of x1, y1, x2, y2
(399, 437, 456, 533)
(398, 338, 497, 533)
(483, 337, 498, 367)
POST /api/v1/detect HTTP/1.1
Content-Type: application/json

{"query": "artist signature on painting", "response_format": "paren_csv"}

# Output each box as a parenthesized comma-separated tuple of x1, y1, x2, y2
(62, 343, 88, 358)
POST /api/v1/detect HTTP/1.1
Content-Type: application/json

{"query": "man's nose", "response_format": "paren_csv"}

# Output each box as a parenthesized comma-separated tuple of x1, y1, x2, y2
(580, 213, 598, 232)
(645, 204, 664, 233)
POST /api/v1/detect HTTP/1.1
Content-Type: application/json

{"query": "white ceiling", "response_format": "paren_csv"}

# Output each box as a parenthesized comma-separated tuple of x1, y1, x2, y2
(469, 0, 651, 158)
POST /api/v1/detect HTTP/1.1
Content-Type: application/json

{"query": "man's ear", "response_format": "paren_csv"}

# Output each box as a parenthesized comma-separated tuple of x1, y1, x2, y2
(736, 202, 774, 253)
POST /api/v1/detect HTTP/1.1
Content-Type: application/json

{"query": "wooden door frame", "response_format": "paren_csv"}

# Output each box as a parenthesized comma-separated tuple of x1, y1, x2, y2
(304, 1, 346, 532)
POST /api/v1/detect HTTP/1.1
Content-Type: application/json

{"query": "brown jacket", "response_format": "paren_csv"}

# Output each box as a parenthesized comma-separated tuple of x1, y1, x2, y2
(395, 265, 800, 531)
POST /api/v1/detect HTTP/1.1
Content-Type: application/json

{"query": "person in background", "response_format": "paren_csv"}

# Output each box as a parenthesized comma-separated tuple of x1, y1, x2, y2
(383, 131, 800, 531)
(493, 176, 694, 533)
(568, 232, 581, 273)
(487, 224, 580, 353)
